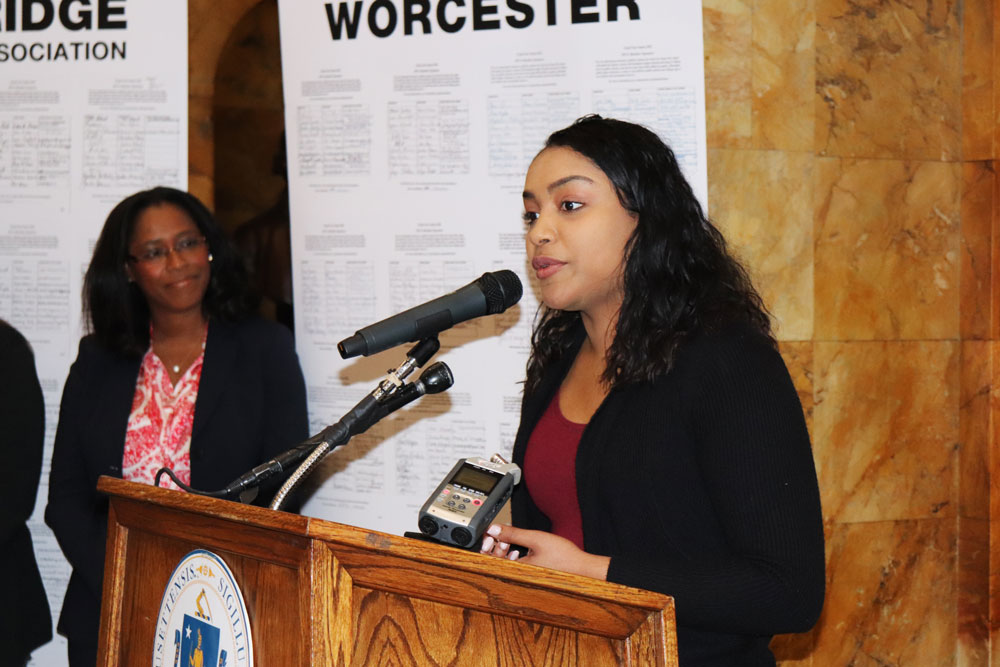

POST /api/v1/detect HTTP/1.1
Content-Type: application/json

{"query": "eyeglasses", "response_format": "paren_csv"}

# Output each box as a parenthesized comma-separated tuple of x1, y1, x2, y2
(128, 236, 208, 264)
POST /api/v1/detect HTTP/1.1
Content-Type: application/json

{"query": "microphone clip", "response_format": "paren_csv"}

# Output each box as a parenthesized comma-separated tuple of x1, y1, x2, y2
(374, 336, 439, 401)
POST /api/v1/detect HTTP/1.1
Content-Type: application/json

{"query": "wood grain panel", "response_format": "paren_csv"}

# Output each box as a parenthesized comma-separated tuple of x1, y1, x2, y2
(97, 477, 677, 666)
(112, 490, 310, 566)
(97, 502, 128, 667)
(323, 543, 659, 639)
(351, 587, 624, 666)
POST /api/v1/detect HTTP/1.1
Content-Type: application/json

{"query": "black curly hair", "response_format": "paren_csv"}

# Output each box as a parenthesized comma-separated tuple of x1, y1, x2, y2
(525, 115, 773, 394)
(83, 186, 255, 357)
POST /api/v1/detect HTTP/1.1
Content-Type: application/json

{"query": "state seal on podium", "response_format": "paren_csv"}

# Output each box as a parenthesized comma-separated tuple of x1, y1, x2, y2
(153, 550, 253, 667)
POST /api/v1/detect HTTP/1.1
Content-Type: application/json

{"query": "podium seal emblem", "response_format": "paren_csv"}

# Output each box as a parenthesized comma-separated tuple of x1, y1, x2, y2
(153, 549, 253, 667)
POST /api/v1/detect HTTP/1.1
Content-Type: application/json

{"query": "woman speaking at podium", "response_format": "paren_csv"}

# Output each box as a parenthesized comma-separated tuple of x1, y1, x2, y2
(46, 187, 309, 666)
(481, 116, 825, 666)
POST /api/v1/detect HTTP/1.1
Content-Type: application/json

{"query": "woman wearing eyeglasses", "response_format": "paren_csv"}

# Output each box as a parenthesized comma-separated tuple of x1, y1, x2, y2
(45, 186, 309, 666)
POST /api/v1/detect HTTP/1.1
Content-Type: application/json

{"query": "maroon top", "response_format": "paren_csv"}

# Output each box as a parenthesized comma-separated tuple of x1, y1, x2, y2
(522, 391, 586, 549)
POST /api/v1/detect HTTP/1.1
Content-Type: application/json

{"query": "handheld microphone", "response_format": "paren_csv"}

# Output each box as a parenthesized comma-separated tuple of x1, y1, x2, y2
(337, 270, 523, 358)
(355, 361, 454, 432)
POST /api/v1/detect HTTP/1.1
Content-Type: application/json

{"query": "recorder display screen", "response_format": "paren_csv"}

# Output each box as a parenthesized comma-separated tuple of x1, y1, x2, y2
(451, 463, 501, 494)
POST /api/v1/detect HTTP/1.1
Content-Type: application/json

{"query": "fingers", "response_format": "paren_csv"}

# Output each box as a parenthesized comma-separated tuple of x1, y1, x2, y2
(480, 534, 495, 551)
(479, 524, 527, 560)
(477, 527, 609, 579)
(480, 524, 505, 555)
(486, 523, 523, 545)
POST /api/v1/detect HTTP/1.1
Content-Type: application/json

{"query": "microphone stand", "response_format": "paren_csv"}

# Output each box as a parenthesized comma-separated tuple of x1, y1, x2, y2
(154, 337, 446, 508)
(268, 338, 448, 510)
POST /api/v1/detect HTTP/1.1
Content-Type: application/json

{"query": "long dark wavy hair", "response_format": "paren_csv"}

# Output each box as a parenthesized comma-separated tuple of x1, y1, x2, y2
(525, 115, 773, 394)
(84, 186, 254, 357)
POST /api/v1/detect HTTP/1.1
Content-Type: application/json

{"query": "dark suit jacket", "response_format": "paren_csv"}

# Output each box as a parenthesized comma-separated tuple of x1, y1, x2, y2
(0, 321, 53, 660)
(45, 317, 309, 644)
(511, 322, 825, 666)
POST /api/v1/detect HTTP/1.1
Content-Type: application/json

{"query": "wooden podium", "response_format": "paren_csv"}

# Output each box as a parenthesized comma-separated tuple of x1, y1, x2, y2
(97, 477, 678, 665)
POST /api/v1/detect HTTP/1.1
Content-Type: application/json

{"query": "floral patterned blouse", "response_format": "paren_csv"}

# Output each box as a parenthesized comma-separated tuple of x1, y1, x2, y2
(123, 339, 206, 490)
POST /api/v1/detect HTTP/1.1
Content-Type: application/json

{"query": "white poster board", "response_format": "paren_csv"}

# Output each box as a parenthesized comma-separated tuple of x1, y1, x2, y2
(278, 0, 706, 536)
(0, 2, 188, 662)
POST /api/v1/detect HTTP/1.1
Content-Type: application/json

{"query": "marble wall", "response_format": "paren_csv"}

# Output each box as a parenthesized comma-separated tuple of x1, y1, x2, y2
(188, 0, 998, 663)
(704, 0, 997, 664)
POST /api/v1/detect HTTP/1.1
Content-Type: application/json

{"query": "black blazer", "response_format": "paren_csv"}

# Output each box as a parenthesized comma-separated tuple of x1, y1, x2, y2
(511, 322, 825, 666)
(45, 318, 309, 644)
(0, 321, 53, 660)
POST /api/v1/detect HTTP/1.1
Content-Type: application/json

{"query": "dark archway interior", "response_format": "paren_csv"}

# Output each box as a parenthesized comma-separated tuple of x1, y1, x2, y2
(212, 0, 291, 327)
(212, 0, 285, 234)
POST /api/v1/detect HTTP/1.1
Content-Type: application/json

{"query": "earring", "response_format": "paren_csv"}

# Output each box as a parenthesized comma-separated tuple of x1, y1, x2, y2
(208, 253, 214, 262)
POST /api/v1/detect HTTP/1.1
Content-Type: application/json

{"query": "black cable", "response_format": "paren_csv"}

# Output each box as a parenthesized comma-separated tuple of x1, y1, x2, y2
(153, 467, 230, 498)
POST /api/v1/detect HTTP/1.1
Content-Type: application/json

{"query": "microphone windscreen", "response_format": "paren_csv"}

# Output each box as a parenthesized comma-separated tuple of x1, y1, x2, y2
(477, 270, 523, 314)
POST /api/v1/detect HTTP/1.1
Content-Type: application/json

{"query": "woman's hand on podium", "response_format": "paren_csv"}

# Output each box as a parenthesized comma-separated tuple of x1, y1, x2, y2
(479, 524, 610, 581)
